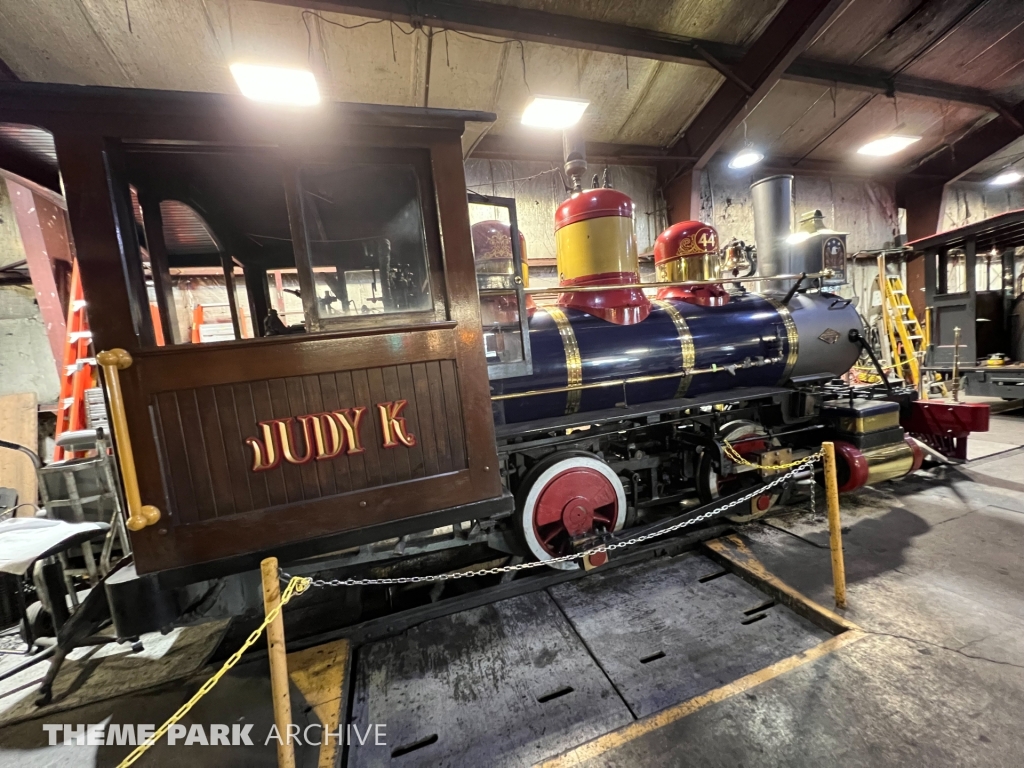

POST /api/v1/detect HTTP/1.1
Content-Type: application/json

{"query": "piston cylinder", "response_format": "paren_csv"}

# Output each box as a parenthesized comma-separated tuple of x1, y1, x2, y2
(555, 188, 651, 325)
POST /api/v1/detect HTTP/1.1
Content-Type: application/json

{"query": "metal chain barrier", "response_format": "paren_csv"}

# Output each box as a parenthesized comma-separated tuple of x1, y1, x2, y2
(115, 576, 311, 768)
(118, 453, 821, 766)
(722, 438, 823, 471)
(284, 455, 821, 589)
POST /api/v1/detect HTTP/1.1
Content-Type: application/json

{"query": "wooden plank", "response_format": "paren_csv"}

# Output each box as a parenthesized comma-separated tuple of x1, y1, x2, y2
(269, 378, 305, 505)
(286, 375, 322, 500)
(289, 639, 350, 768)
(381, 365, 412, 483)
(195, 386, 235, 518)
(396, 364, 425, 479)
(348, 369, 380, 490)
(248, 380, 287, 509)
(425, 361, 452, 474)
(409, 362, 439, 478)
(316, 372, 349, 496)
(214, 384, 255, 515)
(439, 360, 466, 470)
(174, 390, 219, 522)
(0, 392, 37, 514)
(154, 391, 198, 526)
(364, 368, 395, 486)
(302, 374, 337, 498)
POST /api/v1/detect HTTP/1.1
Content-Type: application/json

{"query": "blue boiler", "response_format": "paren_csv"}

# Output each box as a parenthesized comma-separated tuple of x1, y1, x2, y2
(492, 292, 860, 425)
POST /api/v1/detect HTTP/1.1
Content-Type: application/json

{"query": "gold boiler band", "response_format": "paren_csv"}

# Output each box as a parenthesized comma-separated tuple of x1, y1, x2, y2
(652, 299, 696, 397)
(546, 307, 583, 415)
(764, 297, 799, 384)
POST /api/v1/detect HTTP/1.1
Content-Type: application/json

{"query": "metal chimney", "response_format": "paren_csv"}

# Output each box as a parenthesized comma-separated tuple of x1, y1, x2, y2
(750, 175, 793, 285)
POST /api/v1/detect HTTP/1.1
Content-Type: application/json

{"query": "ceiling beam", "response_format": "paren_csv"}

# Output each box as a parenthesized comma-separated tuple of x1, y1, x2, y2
(897, 100, 1024, 240)
(0, 55, 19, 83)
(669, 0, 852, 169)
(261, 0, 1005, 111)
(468, 133, 948, 182)
(900, 102, 1024, 191)
(470, 133, 687, 165)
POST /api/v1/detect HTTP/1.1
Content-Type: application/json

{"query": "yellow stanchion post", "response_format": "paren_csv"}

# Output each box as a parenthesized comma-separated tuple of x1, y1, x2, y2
(261, 557, 296, 768)
(821, 442, 847, 609)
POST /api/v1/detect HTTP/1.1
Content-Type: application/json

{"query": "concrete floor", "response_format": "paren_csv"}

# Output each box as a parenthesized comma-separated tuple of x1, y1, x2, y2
(2, 418, 1024, 767)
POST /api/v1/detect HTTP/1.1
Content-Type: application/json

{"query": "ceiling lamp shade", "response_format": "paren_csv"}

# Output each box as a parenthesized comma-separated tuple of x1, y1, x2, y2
(728, 148, 765, 169)
(990, 170, 1023, 186)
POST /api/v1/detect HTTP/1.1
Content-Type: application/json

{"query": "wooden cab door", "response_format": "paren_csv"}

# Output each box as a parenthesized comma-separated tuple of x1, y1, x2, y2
(8, 87, 504, 577)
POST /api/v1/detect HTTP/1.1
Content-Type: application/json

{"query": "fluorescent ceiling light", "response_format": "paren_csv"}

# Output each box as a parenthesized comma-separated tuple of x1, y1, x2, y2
(521, 96, 589, 129)
(230, 63, 320, 106)
(856, 134, 921, 157)
(990, 170, 1022, 186)
(728, 149, 764, 169)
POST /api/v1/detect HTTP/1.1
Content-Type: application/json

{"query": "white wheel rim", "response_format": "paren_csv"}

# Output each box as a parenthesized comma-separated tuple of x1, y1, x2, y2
(520, 456, 626, 571)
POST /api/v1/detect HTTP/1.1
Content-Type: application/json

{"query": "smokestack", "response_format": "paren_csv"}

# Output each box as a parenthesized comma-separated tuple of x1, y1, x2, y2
(750, 175, 793, 285)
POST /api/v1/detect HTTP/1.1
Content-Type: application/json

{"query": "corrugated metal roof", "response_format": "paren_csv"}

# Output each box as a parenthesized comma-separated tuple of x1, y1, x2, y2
(129, 186, 220, 255)
(0, 123, 57, 165)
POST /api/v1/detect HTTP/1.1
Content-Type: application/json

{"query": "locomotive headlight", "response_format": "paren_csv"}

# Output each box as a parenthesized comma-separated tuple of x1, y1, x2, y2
(230, 63, 320, 106)
(522, 96, 589, 129)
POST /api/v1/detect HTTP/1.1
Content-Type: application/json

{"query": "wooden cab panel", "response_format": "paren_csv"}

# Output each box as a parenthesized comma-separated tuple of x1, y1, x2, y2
(0, 84, 503, 576)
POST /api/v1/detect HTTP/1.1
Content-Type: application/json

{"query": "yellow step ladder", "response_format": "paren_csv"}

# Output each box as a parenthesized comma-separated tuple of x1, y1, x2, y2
(877, 255, 926, 386)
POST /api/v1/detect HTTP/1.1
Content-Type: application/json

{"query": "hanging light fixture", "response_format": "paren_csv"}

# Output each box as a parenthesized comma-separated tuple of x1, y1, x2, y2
(990, 169, 1023, 186)
(728, 148, 765, 169)
(728, 118, 764, 169)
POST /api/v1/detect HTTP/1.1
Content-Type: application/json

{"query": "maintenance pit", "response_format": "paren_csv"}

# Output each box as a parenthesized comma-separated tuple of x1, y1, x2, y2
(2, 429, 1023, 767)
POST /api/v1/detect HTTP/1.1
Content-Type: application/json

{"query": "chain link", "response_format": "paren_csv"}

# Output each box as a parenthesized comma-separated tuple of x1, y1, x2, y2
(722, 438, 823, 471)
(282, 456, 821, 589)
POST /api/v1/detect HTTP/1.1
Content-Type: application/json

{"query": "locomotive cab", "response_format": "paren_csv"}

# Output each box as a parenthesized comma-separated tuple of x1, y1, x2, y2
(0, 84, 511, 594)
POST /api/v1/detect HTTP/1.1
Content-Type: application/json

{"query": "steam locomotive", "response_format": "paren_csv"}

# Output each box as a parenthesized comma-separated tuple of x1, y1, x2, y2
(472, 173, 920, 568)
(1, 86, 946, 647)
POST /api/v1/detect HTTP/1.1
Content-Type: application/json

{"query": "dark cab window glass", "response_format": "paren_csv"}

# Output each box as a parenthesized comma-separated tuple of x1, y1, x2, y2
(299, 163, 432, 325)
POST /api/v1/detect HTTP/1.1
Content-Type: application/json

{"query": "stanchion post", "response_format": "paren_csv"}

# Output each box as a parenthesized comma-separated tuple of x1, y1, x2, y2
(821, 442, 847, 609)
(261, 557, 296, 768)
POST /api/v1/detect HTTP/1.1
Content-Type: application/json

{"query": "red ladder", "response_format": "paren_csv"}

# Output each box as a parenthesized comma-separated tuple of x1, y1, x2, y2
(53, 260, 96, 462)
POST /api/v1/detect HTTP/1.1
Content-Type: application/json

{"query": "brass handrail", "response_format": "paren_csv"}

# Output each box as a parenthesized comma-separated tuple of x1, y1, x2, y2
(96, 349, 161, 532)
(479, 270, 833, 297)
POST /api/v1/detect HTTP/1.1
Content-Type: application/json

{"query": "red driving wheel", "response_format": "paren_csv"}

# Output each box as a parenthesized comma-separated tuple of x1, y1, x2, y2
(516, 452, 627, 570)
